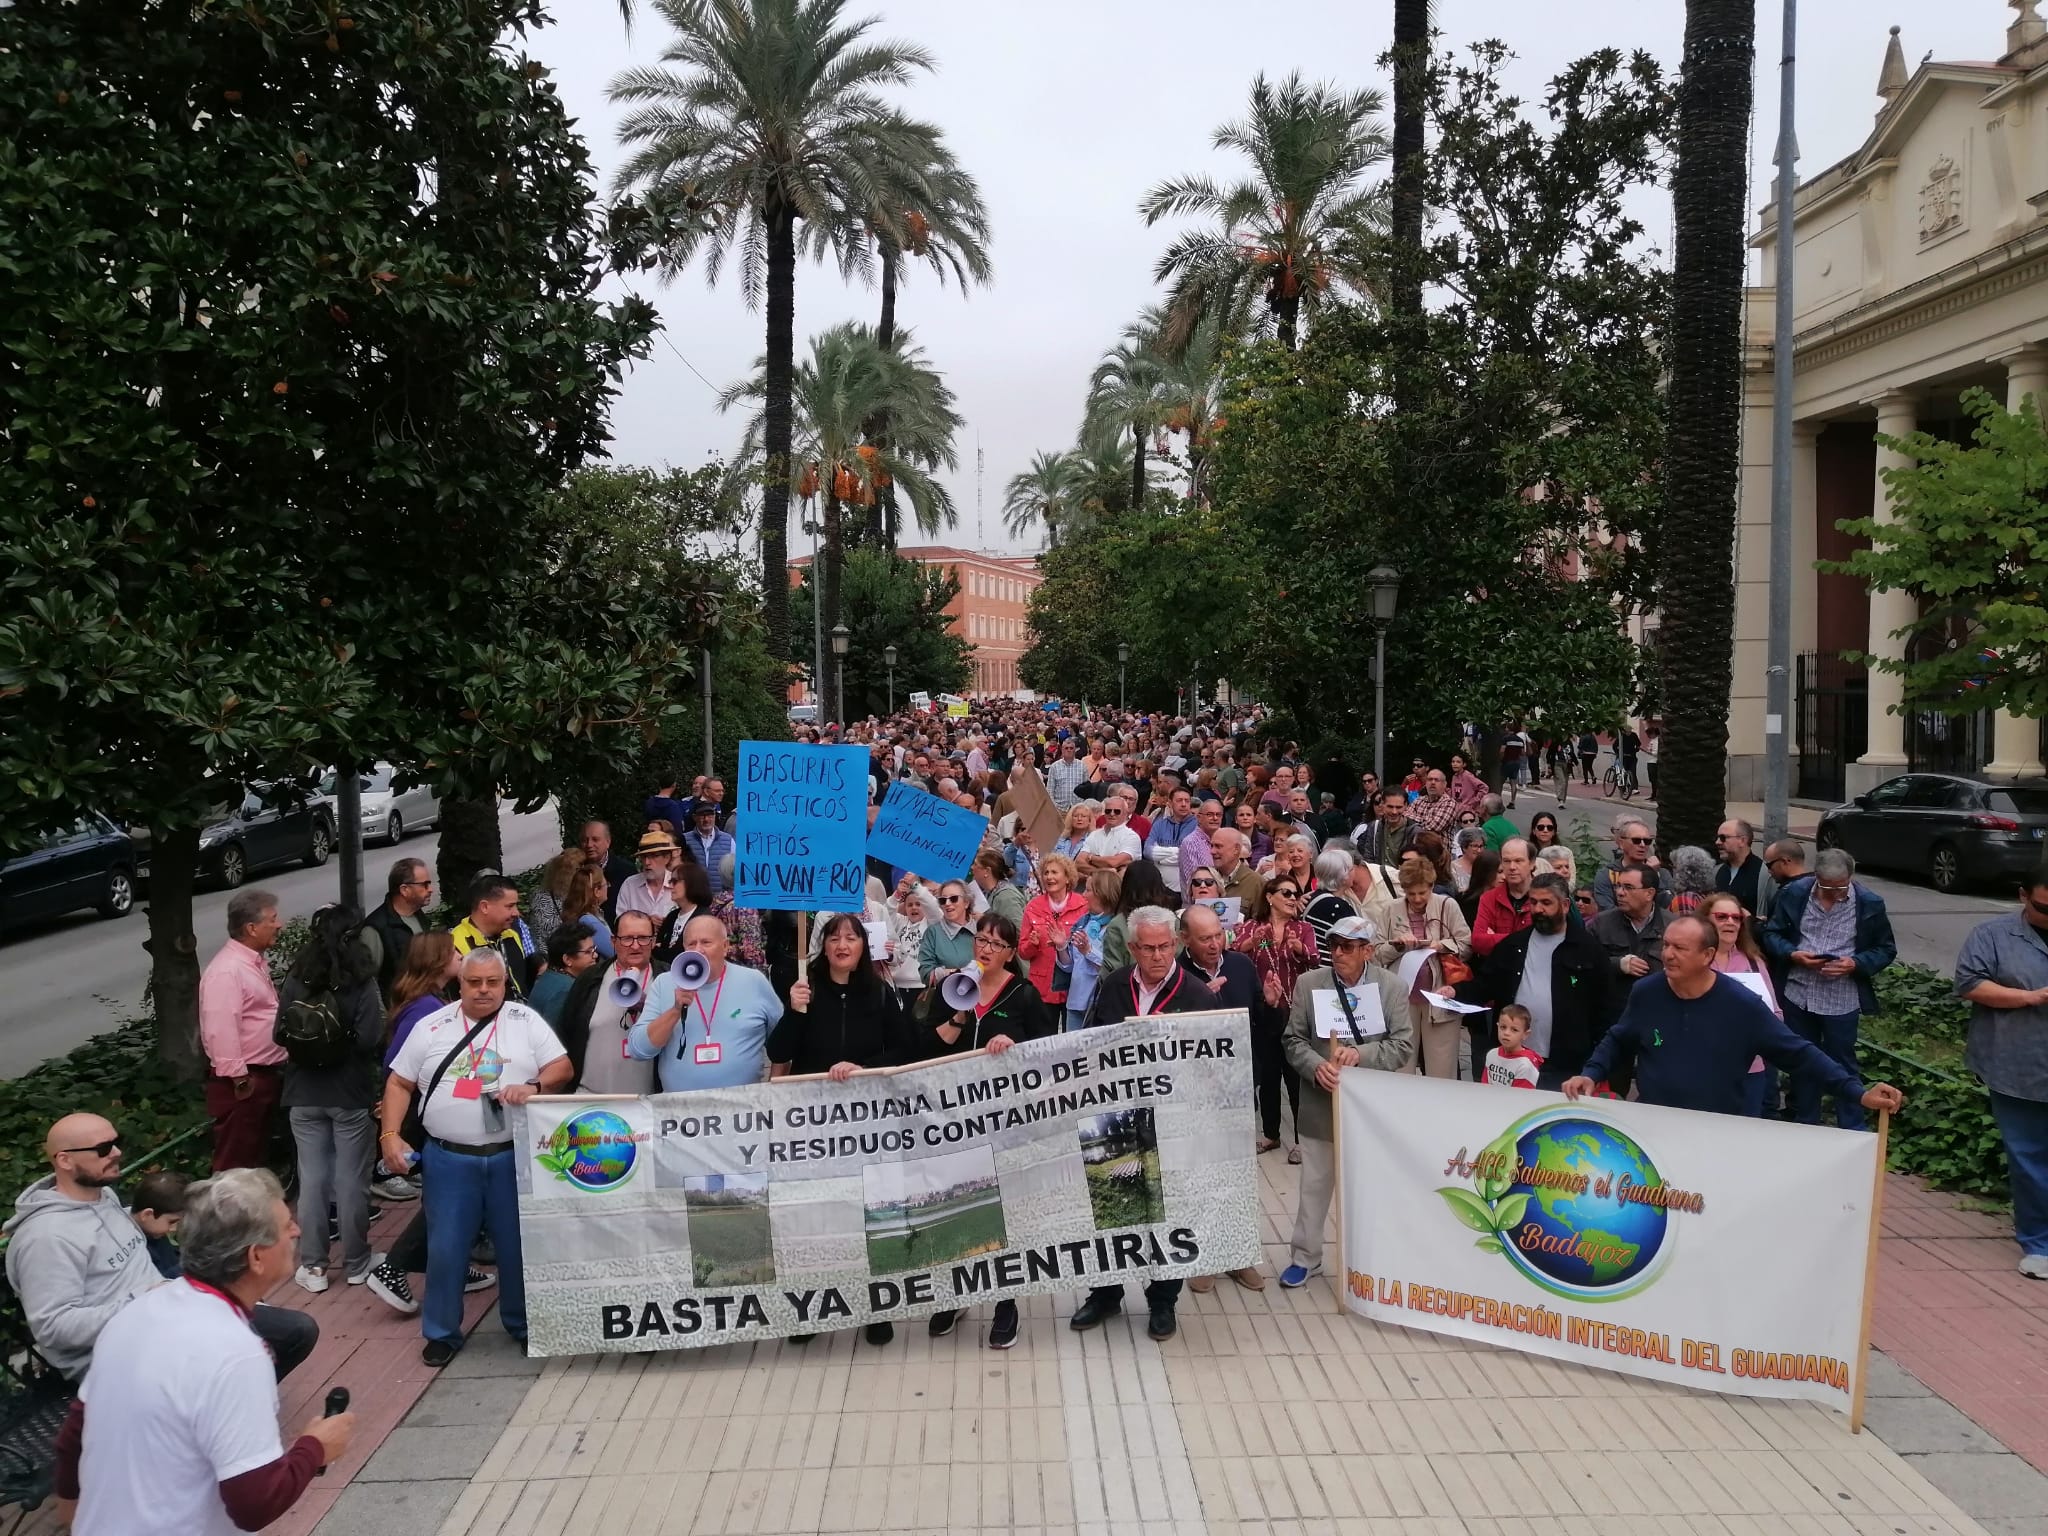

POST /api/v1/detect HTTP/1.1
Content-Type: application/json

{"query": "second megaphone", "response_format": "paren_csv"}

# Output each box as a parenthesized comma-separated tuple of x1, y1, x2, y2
(671, 950, 712, 990)
(606, 972, 645, 1011)
(940, 963, 983, 1012)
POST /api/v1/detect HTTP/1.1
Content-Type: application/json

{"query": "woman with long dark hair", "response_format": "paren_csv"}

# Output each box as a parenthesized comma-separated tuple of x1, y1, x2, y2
(280, 905, 384, 1295)
(1528, 812, 1563, 853)
(1101, 857, 1174, 970)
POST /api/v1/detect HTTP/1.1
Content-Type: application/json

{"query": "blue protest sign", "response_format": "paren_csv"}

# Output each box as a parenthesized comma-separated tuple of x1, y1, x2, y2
(734, 741, 869, 911)
(866, 780, 987, 884)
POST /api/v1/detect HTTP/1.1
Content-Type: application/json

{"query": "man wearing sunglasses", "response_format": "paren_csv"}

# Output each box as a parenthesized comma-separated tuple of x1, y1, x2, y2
(5, 1114, 318, 1383)
(1591, 817, 1669, 913)
(361, 857, 438, 1001)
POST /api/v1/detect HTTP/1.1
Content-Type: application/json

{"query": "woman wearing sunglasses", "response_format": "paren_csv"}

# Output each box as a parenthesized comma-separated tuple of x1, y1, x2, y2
(1019, 854, 1086, 1007)
(1701, 892, 1782, 1118)
(1235, 879, 1318, 1159)
(919, 914, 1053, 1351)
(1528, 813, 1562, 853)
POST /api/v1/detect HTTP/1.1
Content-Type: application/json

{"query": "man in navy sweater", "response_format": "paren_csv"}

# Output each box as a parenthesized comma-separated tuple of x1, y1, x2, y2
(1564, 916, 1905, 1120)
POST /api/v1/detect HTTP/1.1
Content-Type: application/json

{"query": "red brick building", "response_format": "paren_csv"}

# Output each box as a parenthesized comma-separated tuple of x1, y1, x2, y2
(788, 545, 1042, 699)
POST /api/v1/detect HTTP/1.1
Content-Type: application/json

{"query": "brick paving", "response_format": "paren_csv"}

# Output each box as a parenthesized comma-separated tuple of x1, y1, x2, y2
(295, 1151, 2023, 1536)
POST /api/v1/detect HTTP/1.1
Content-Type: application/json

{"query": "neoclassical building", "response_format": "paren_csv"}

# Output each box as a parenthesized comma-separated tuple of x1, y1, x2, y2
(1733, 3, 2048, 799)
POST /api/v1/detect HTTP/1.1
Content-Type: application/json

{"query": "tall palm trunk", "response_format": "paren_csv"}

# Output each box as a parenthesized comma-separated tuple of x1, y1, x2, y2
(1130, 426, 1146, 512)
(868, 242, 900, 548)
(822, 484, 844, 688)
(1276, 293, 1300, 350)
(1389, 0, 1430, 412)
(1656, 0, 1755, 852)
(759, 199, 797, 694)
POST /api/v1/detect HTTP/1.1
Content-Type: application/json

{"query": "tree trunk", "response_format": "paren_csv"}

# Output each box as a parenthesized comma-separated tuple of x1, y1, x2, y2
(759, 200, 797, 701)
(146, 823, 204, 1080)
(1655, 0, 1754, 853)
(1389, 0, 1430, 322)
(822, 484, 844, 705)
(435, 792, 503, 902)
(876, 242, 898, 352)
(1130, 426, 1146, 512)
(868, 244, 901, 548)
(1277, 292, 1300, 351)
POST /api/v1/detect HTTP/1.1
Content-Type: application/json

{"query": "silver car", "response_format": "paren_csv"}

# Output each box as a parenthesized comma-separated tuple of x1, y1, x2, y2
(322, 762, 442, 846)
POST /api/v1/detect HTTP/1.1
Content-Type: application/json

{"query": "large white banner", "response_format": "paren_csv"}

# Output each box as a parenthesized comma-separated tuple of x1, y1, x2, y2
(513, 1011, 1259, 1355)
(1337, 1073, 1882, 1410)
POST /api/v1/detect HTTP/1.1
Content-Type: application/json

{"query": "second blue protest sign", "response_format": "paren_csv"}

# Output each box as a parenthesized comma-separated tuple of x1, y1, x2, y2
(866, 779, 987, 883)
(734, 740, 869, 911)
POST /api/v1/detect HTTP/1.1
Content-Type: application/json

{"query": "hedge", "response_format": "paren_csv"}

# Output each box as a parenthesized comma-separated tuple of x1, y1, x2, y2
(1859, 963, 2009, 1205)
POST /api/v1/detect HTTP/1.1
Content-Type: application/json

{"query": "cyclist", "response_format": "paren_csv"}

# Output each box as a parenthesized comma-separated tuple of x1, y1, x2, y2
(1617, 725, 1641, 796)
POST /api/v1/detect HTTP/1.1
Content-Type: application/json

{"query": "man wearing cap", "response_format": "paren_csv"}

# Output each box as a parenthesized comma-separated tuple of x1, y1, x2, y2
(1280, 915, 1414, 1287)
(614, 830, 684, 922)
(682, 801, 734, 896)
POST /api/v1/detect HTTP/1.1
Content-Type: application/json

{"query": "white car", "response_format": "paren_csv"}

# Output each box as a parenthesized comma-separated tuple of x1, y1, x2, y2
(321, 763, 442, 846)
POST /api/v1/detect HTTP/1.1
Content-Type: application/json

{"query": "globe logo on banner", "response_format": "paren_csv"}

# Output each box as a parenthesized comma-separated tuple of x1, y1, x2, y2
(536, 1108, 641, 1193)
(1438, 1107, 1694, 1302)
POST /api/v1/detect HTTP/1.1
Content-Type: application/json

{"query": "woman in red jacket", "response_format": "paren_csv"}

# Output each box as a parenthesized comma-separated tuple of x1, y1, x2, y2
(1017, 854, 1087, 1006)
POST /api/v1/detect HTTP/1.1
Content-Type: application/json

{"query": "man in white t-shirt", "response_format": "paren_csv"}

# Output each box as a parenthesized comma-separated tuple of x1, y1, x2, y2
(58, 1168, 353, 1536)
(379, 947, 571, 1367)
(1075, 792, 1142, 876)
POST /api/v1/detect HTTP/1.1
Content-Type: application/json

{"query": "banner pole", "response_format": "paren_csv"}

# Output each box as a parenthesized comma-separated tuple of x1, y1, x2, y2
(1330, 1066, 1346, 1314)
(1848, 1107, 1891, 1434)
(797, 910, 810, 986)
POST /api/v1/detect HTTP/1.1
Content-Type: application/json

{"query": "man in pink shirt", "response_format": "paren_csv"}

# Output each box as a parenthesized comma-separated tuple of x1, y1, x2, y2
(199, 889, 287, 1171)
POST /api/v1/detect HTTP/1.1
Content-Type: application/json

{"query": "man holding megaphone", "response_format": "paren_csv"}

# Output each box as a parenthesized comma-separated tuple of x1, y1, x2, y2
(554, 910, 661, 1095)
(628, 913, 787, 1091)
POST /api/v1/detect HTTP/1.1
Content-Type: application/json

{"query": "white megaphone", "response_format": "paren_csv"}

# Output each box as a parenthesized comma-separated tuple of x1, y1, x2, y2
(606, 972, 645, 1011)
(940, 963, 983, 1012)
(671, 949, 713, 991)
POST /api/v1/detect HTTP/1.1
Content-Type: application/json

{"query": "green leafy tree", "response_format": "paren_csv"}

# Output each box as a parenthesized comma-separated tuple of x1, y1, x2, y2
(1655, 0, 1756, 850)
(721, 322, 961, 651)
(0, 1, 659, 1070)
(610, 0, 944, 689)
(1207, 44, 1668, 759)
(1834, 389, 2048, 719)
(790, 548, 971, 718)
(1141, 72, 1390, 353)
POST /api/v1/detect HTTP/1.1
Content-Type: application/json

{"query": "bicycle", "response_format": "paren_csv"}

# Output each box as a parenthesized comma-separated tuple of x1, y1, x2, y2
(1601, 761, 1637, 801)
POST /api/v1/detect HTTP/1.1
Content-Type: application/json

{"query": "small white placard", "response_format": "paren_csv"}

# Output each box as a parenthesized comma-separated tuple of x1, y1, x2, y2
(864, 921, 892, 956)
(1725, 971, 1776, 1013)
(1419, 989, 1490, 1016)
(1207, 896, 1243, 927)
(1394, 948, 1434, 992)
(1314, 985, 1388, 1039)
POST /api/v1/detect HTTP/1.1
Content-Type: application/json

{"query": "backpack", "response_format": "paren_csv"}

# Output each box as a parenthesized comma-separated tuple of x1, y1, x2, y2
(274, 988, 353, 1070)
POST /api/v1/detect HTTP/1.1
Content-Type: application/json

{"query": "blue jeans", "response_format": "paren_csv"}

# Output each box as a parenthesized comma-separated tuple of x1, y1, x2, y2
(422, 1140, 524, 1348)
(1784, 1002, 1866, 1130)
(1065, 1005, 1089, 1033)
(1743, 1065, 1780, 1118)
(1990, 1092, 2048, 1257)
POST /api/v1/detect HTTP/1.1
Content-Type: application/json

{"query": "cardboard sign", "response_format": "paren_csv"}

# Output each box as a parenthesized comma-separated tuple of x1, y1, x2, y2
(734, 741, 868, 912)
(1313, 984, 1388, 1039)
(867, 780, 987, 884)
(1006, 764, 1065, 867)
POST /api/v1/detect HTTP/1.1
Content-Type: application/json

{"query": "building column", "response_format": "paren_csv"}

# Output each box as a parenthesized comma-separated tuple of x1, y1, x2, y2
(1987, 347, 2048, 778)
(1854, 391, 1919, 789)
(1790, 424, 1821, 658)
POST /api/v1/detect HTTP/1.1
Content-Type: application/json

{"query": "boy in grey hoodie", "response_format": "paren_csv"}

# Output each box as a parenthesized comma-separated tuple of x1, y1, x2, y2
(2, 1114, 160, 1380)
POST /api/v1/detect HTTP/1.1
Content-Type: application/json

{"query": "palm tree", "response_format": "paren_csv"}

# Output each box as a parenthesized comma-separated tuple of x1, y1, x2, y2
(1145, 305, 1228, 506)
(610, 0, 940, 685)
(1065, 422, 1156, 525)
(1141, 72, 1391, 353)
(722, 322, 961, 650)
(1087, 336, 1166, 513)
(1002, 450, 1077, 548)
(1656, 0, 1756, 851)
(1388, 1, 1434, 324)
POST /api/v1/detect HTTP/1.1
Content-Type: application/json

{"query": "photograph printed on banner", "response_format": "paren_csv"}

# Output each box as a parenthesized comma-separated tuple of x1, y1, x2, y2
(862, 1144, 1007, 1275)
(682, 1172, 776, 1287)
(1078, 1106, 1165, 1229)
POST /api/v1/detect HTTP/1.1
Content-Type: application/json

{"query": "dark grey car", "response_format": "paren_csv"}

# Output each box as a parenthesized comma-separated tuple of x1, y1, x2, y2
(1816, 773, 2048, 893)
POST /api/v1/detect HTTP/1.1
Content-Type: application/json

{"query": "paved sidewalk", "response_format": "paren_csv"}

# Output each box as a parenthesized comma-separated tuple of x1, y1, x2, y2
(304, 1151, 2022, 1536)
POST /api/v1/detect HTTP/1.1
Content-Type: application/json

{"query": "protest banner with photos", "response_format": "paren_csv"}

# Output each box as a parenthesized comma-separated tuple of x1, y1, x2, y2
(513, 1011, 1259, 1355)
(867, 780, 987, 883)
(734, 740, 868, 912)
(1336, 1072, 1883, 1412)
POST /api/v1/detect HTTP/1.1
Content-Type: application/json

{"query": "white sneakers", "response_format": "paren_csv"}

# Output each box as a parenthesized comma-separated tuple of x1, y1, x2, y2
(293, 1265, 330, 1295)
(2020, 1253, 2048, 1280)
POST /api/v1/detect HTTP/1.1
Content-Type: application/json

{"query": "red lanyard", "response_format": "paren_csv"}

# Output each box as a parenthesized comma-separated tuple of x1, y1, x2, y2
(1132, 966, 1183, 1015)
(185, 1278, 271, 1360)
(687, 968, 727, 1041)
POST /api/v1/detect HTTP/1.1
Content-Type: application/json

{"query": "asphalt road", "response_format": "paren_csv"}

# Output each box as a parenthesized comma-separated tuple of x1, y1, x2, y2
(0, 801, 566, 1080)
(1504, 783, 2009, 975)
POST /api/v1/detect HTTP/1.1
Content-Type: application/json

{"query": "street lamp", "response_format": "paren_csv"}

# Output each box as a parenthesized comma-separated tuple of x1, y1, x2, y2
(830, 622, 850, 726)
(883, 644, 898, 715)
(1117, 642, 1130, 713)
(1367, 565, 1401, 783)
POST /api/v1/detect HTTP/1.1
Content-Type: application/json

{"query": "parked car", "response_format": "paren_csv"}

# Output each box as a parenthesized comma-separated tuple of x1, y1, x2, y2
(320, 762, 441, 846)
(1816, 772, 2048, 893)
(0, 815, 142, 929)
(198, 782, 335, 888)
(786, 703, 819, 726)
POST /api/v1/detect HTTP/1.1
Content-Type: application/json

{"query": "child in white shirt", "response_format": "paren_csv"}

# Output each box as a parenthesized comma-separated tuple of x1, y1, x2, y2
(1485, 1004, 1543, 1090)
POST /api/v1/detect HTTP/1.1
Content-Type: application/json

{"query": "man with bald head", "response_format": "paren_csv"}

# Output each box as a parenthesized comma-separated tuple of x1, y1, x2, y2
(4, 1113, 318, 1381)
(630, 912, 787, 1091)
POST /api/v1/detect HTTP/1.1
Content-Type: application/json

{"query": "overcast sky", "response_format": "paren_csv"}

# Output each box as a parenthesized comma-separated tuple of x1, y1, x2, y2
(526, 3, 2005, 556)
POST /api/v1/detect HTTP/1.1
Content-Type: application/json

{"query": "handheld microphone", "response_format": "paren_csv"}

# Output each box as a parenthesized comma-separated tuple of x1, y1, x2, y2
(315, 1387, 349, 1474)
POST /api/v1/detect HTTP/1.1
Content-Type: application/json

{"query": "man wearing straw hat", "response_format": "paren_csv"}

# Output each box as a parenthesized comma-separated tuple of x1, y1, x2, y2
(614, 828, 685, 922)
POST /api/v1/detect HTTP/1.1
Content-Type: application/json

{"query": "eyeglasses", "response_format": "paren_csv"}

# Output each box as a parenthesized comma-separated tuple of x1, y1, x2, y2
(402, 878, 434, 890)
(1189, 877, 1220, 890)
(939, 894, 966, 906)
(1270, 887, 1300, 900)
(62, 1137, 119, 1157)
(1623, 836, 1652, 846)
(972, 934, 1011, 951)
(616, 933, 655, 946)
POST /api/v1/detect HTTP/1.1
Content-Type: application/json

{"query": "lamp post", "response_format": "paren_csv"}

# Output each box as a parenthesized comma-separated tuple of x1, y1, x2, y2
(1367, 565, 1401, 783)
(701, 646, 715, 775)
(1117, 641, 1130, 713)
(884, 644, 898, 715)
(830, 622, 850, 727)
